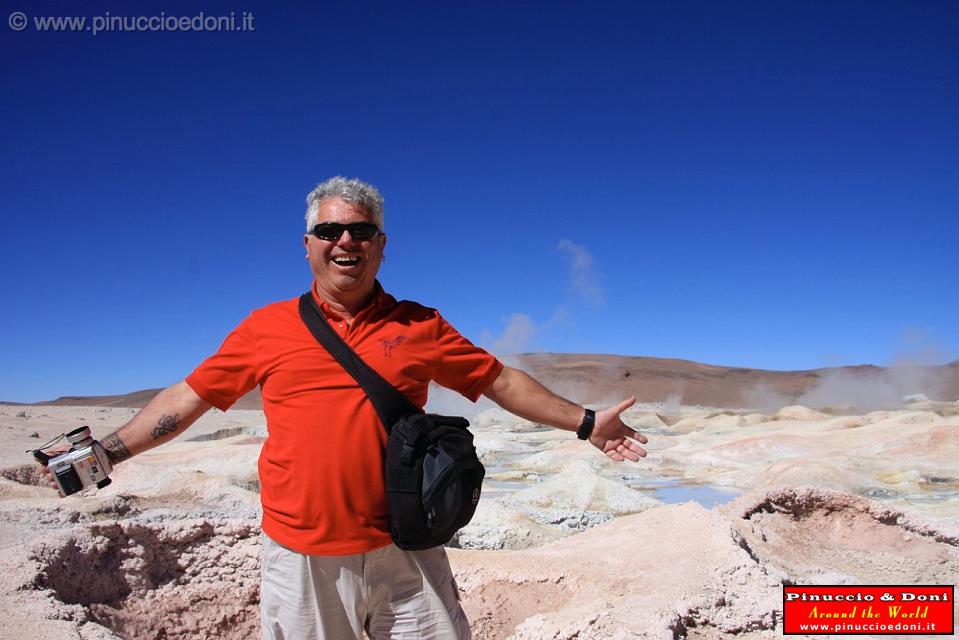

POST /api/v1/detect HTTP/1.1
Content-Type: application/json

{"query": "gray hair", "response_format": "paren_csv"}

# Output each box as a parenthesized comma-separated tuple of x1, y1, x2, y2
(304, 176, 385, 231)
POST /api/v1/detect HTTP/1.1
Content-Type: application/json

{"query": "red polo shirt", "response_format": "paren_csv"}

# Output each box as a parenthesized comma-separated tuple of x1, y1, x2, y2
(185, 283, 503, 555)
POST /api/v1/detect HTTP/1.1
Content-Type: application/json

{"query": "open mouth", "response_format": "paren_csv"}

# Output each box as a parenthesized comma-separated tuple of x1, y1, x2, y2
(331, 255, 361, 267)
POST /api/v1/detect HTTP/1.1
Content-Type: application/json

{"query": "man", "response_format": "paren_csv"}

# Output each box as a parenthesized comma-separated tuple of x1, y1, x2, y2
(48, 177, 647, 639)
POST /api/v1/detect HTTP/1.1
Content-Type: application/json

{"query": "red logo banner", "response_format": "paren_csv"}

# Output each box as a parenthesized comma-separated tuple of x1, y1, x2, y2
(783, 585, 954, 635)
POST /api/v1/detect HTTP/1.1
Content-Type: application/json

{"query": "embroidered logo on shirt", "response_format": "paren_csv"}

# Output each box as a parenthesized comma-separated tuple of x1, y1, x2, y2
(380, 336, 407, 357)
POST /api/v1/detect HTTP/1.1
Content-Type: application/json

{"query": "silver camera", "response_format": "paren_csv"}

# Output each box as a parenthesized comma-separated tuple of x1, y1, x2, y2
(34, 426, 113, 496)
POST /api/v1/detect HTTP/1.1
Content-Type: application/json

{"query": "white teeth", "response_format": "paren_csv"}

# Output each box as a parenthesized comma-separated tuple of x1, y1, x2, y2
(332, 256, 360, 265)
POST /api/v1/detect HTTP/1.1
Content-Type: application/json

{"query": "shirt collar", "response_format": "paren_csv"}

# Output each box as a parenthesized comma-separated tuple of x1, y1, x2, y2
(310, 280, 395, 321)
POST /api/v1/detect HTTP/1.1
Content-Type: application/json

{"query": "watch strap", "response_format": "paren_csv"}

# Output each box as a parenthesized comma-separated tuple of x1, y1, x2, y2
(576, 408, 596, 440)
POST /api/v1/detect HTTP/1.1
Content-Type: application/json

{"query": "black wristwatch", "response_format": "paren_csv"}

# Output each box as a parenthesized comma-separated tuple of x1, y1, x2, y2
(576, 408, 596, 440)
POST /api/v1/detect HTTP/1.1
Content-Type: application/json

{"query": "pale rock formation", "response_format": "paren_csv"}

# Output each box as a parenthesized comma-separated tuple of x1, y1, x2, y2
(2, 402, 958, 639)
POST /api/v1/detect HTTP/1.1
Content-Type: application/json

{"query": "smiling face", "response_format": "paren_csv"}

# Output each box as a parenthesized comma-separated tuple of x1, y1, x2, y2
(304, 197, 387, 312)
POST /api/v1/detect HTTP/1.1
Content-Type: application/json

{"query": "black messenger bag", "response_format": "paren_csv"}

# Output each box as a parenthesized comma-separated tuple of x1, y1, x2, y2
(298, 294, 485, 550)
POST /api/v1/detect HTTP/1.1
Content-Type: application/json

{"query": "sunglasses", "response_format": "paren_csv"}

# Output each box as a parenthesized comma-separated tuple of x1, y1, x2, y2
(310, 222, 381, 242)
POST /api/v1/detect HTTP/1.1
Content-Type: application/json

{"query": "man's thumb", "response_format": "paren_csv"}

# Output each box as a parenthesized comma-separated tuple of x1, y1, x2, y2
(614, 396, 636, 414)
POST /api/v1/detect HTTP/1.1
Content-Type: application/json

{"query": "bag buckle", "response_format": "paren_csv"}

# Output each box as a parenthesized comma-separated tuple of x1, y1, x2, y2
(399, 430, 423, 466)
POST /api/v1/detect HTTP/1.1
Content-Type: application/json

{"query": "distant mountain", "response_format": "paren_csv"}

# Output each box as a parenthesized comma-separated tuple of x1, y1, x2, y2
(512, 354, 959, 408)
(13, 387, 262, 410)
(8, 355, 958, 410)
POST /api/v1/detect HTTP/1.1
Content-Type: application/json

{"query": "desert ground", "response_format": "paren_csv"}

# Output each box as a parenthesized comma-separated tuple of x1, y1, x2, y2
(0, 359, 957, 639)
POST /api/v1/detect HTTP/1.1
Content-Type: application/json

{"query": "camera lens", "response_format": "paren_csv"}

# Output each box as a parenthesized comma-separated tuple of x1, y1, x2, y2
(65, 426, 94, 447)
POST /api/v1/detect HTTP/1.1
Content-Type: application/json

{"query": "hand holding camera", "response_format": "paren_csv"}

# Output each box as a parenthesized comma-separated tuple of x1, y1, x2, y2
(31, 426, 113, 496)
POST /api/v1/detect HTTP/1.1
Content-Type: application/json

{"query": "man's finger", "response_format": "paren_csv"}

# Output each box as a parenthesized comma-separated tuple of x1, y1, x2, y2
(624, 440, 647, 457)
(625, 426, 648, 445)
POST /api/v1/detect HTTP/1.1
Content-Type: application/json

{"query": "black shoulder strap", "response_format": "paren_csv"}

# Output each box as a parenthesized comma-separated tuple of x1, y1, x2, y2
(298, 292, 421, 433)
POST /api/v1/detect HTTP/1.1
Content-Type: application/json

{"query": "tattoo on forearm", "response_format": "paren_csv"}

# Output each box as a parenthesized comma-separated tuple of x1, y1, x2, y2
(151, 413, 181, 440)
(102, 433, 132, 464)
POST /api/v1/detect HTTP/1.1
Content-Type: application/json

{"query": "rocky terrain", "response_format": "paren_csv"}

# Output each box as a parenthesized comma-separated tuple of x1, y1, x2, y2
(0, 390, 957, 638)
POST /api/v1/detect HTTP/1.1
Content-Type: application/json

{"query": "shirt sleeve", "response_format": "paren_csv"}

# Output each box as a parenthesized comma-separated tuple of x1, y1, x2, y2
(185, 316, 259, 411)
(432, 313, 504, 401)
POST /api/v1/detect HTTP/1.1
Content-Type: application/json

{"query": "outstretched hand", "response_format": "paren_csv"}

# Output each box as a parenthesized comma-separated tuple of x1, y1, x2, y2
(589, 396, 648, 462)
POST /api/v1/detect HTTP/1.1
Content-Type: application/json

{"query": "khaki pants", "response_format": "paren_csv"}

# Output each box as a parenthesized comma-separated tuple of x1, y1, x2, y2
(260, 534, 471, 640)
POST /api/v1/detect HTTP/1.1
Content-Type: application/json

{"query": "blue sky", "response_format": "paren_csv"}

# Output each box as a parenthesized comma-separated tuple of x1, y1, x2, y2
(2, 1, 957, 402)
